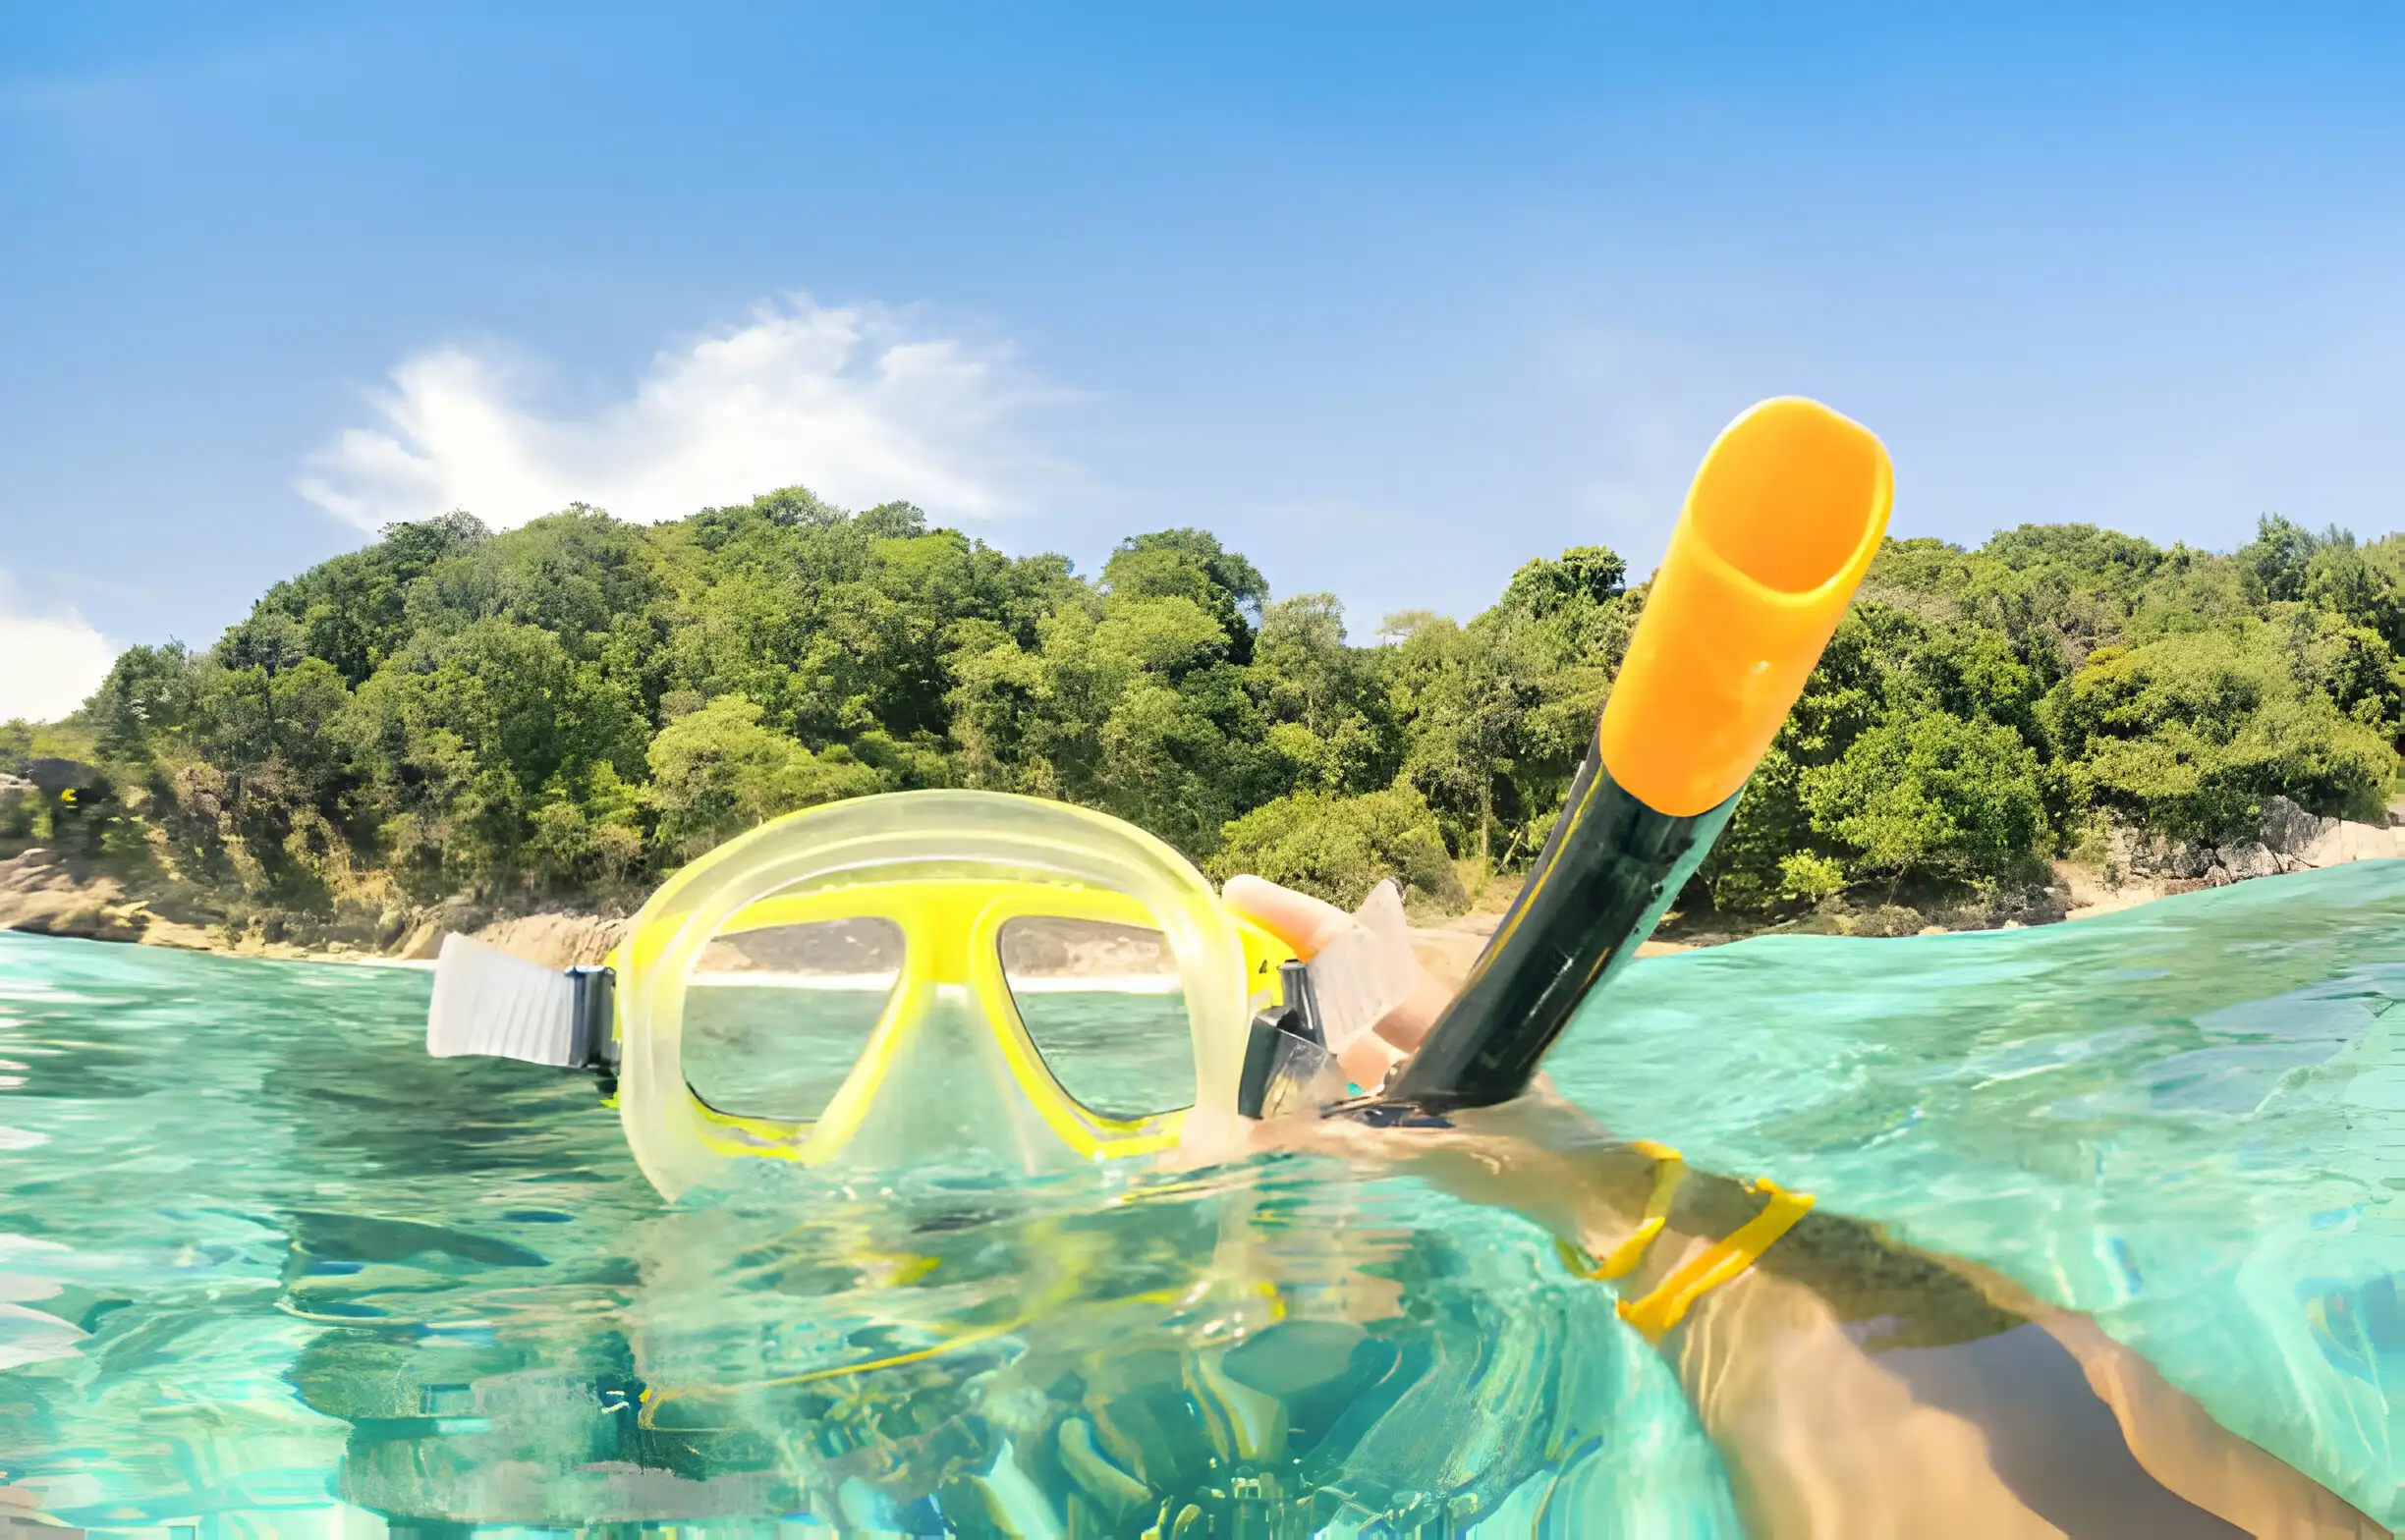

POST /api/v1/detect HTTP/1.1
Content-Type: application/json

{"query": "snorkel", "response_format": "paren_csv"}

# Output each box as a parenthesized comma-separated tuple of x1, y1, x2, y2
(1358, 396, 1892, 1117)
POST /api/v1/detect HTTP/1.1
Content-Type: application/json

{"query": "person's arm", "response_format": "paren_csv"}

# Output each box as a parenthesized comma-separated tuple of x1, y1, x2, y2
(1218, 874, 2384, 1538)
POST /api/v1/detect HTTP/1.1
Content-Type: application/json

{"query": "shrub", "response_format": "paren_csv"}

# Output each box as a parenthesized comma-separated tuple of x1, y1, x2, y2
(645, 695, 880, 861)
(1802, 709, 2048, 888)
(1208, 786, 1464, 911)
(2047, 627, 2395, 838)
(1777, 851, 1848, 904)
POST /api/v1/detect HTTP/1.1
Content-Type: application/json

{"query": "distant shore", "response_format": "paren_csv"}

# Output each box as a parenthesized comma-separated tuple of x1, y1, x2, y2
(8, 790, 2404, 976)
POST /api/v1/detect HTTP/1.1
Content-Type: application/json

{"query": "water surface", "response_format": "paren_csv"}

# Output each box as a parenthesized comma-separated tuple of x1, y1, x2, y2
(0, 934, 1725, 1536)
(10, 861, 2405, 1531)
(1551, 858, 2405, 1525)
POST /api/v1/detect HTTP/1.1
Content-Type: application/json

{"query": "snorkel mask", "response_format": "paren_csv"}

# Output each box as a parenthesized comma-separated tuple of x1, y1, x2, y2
(433, 791, 1346, 1197)
(427, 395, 1893, 1199)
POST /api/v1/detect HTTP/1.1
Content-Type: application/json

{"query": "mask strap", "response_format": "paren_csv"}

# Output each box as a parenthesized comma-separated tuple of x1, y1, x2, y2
(426, 933, 616, 1074)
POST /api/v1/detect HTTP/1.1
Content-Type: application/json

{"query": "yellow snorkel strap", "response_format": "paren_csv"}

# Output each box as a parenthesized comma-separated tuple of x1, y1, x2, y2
(1557, 1142, 1816, 1339)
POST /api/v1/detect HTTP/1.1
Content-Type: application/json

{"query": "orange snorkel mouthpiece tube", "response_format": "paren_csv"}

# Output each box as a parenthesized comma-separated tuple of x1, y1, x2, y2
(1368, 398, 1893, 1116)
(1599, 397, 1894, 816)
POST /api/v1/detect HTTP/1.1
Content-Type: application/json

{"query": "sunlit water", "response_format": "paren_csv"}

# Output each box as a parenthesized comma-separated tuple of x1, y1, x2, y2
(9, 862, 2405, 1532)
(0, 937, 1726, 1537)
(1550, 857, 2405, 1527)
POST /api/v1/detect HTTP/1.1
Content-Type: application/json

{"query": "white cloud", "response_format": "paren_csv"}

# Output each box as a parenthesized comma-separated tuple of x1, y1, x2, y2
(297, 296, 1074, 530)
(0, 588, 115, 725)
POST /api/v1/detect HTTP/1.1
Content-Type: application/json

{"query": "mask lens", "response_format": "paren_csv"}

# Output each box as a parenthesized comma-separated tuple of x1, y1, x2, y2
(998, 916, 1193, 1119)
(682, 915, 904, 1120)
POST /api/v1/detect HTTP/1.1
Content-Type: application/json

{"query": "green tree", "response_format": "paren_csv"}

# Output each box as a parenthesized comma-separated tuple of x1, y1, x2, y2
(87, 642, 200, 761)
(250, 511, 488, 686)
(45, 472, 2405, 940)
(644, 695, 878, 861)
(1801, 710, 2048, 889)
(1102, 529, 1269, 665)
(2237, 515, 2323, 605)
(2046, 628, 2393, 839)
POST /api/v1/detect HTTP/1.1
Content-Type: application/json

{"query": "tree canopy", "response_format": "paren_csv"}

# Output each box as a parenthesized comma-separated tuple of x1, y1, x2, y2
(15, 496, 2404, 941)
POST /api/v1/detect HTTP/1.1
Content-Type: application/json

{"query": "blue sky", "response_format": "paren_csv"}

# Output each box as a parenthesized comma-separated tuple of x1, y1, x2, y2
(5, 4, 2404, 719)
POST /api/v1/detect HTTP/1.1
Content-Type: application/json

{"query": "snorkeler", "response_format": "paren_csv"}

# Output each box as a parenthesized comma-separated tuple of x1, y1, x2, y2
(416, 394, 2382, 1533)
(1194, 395, 2377, 1535)
(428, 395, 1896, 1193)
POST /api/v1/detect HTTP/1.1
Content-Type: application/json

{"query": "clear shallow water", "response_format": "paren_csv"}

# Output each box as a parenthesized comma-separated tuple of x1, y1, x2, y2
(0, 935, 1731, 1536)
(684, 981, 1199, 1125)
(1549, 857, 2405, 1527)
(12, 862, 2405, 1533)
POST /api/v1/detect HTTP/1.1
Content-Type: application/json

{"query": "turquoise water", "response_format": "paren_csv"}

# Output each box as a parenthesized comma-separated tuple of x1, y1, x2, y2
(0, 935, 1730, 1536)
(10, 861, 2405, 1531)
(1548, 857, 2405, 1526)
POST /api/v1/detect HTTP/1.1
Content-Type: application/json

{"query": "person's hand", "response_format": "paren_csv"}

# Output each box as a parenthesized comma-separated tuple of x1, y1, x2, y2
(1217, 874, 1459, 1096)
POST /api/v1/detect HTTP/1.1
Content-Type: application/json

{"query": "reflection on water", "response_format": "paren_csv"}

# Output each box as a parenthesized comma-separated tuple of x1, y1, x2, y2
(1550, 857, 2405, 1530)
(10, 861, 2405, 1531)
(0, 933, 1731, 1534)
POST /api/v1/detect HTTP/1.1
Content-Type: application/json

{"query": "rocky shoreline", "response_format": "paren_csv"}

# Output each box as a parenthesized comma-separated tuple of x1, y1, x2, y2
(0, 849, 639, 968)
(7, 794, 2405, 974)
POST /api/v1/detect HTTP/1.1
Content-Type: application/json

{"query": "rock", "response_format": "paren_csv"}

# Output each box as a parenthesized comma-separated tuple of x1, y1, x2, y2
(0, 847, 151, 943)
(2090, 798, 2400, 899)
(2253, 795, 2403, 869)
(2055, 856, 2162, 921)
(2115, 825, 2215, 881)
(2294, 819, 2403, 869)
(468, 911, 632, 969)
(395, 897, 486, 961)
(1850, 905, 1929, 939)
(2059, 796, 2405, 923)
(2259, 797, 2331, 860)
(2213, 840, 2286, 881)
(391, 903, 630, 968)
(991, 918, 1167, 979)
(706, 916, 907, 975)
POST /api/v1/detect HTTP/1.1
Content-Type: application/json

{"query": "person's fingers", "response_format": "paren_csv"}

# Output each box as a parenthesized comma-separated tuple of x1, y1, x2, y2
(1372, 973, 1454, 1052)
(1224, 872, 1465, 1066)
(1220, 874, 1353, 960)
(1340, 1030, 1404, 1092)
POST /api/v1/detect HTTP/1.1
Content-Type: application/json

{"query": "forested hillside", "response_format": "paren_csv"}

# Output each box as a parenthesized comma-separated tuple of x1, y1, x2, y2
(7, 484, 2403, 949)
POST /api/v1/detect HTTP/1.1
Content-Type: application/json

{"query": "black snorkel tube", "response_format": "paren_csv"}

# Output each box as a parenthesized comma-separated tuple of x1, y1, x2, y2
(1375, 736, 1741, 1114)
(1354, 397, 1894, 1119)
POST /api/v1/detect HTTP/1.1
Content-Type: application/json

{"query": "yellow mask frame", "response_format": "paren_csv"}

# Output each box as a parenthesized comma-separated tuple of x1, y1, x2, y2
(604, 789, 1295, 1199)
